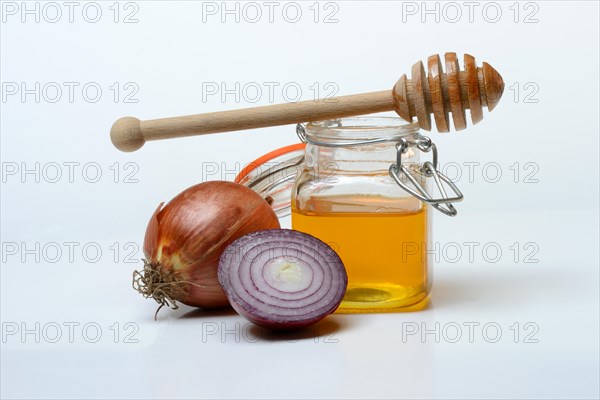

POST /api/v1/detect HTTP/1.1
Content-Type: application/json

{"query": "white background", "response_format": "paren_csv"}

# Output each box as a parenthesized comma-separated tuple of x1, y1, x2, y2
(1, 1, 599, 399)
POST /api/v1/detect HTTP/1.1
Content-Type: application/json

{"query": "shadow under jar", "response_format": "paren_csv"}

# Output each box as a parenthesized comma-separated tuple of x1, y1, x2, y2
(291, 117, 434, 312)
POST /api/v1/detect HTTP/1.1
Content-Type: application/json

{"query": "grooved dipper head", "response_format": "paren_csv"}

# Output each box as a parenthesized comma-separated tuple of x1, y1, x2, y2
(392, 53, 504, 132)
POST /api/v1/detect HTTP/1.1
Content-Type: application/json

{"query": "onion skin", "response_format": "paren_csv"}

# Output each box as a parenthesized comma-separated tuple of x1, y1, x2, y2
(138, 181, 280, 311)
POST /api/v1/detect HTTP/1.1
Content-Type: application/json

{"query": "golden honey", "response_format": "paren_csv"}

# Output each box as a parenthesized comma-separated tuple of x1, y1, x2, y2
(292, 195, 430, 313)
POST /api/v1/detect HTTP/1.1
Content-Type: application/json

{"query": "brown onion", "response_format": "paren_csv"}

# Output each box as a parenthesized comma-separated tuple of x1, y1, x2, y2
(133, 181, 280, 318)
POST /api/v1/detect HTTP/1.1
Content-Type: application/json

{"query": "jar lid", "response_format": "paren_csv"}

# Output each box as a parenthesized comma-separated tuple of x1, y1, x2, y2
(235, 143, 305, 218)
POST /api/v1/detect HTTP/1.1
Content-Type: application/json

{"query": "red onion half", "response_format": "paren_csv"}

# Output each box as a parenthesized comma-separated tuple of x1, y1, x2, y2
(133, 181, 280, 318)
(218, 229, 348, 330)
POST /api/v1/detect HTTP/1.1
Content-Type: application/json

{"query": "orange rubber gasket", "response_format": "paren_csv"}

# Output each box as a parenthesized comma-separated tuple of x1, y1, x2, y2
(234, 143, 306, 184)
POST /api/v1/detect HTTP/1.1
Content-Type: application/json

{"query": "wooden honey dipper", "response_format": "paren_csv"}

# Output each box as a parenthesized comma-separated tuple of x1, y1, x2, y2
(111, 52, 503, 152)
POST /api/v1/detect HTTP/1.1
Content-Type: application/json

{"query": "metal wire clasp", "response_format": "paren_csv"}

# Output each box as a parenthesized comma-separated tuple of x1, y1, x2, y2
(389, 136, 463, 216)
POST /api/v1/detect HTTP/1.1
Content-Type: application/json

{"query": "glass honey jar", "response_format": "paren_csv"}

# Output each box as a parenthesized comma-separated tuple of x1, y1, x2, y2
(235, 117, 462, 313)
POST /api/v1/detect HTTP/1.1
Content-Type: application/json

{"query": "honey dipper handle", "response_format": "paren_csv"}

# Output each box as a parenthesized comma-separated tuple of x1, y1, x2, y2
(110, 91, 393, 152)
